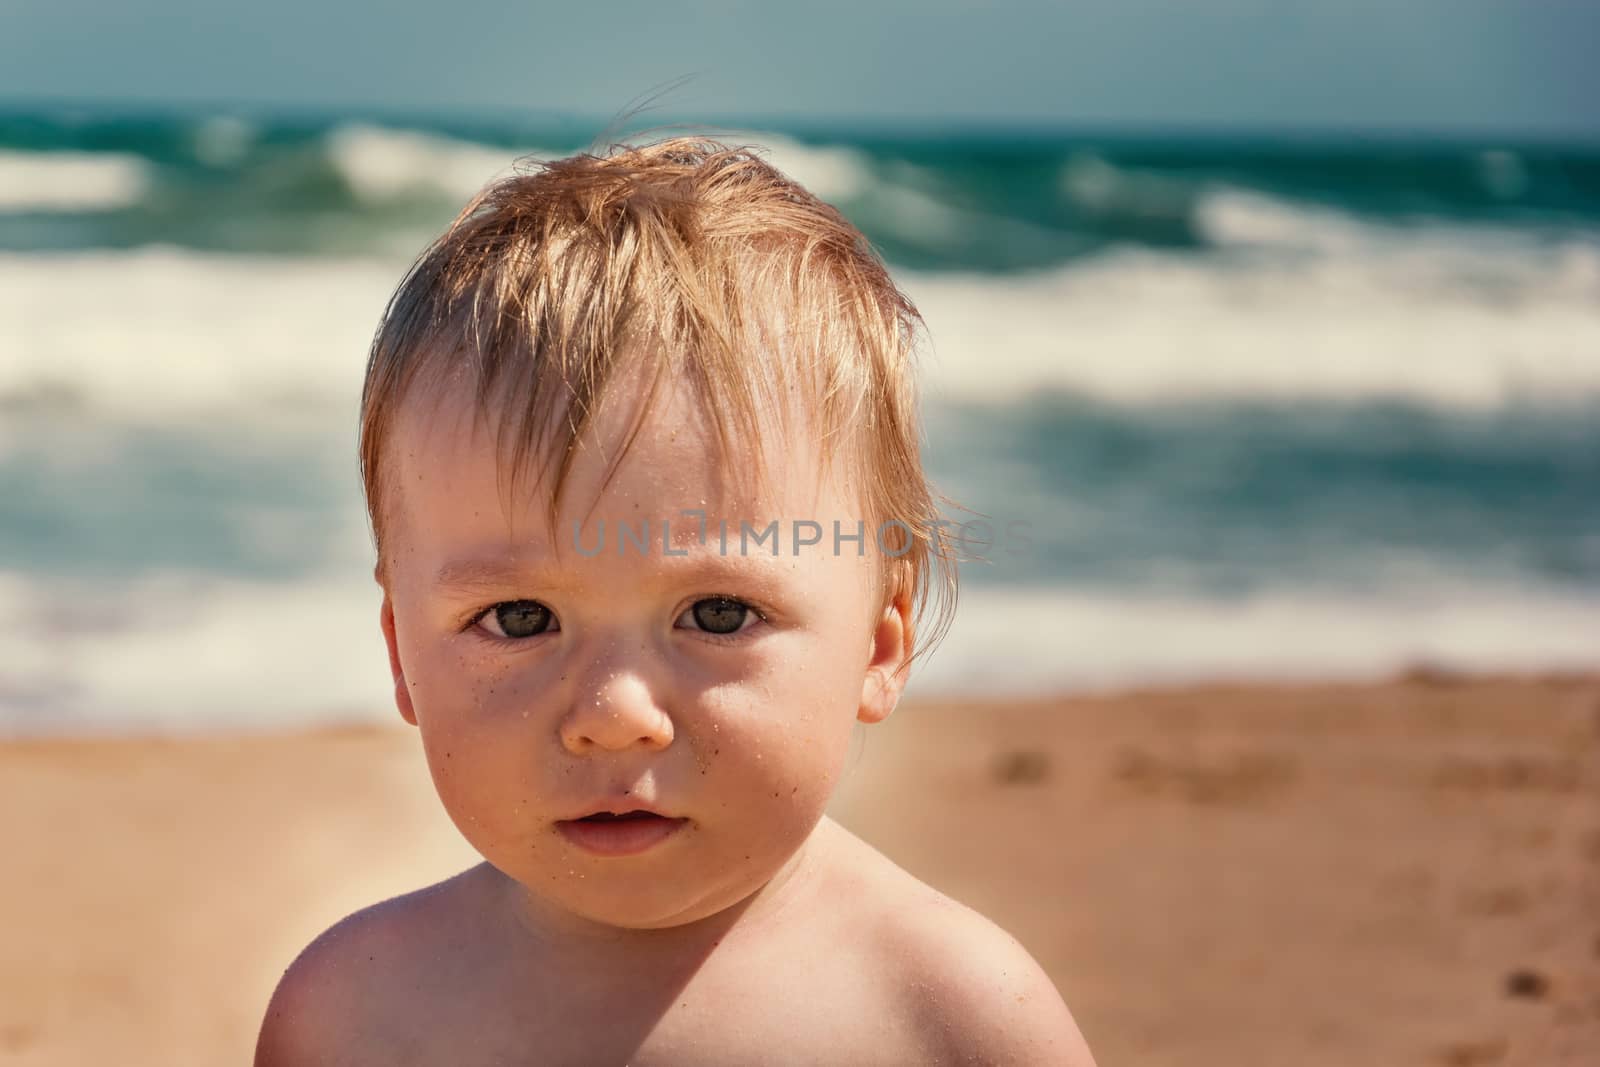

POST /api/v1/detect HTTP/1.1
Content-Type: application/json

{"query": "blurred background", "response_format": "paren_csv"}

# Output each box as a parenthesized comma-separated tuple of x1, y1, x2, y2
(2, 2, 1598, 732)
(1, 3, 1597, 1065)
(3, 0, 1600, 729)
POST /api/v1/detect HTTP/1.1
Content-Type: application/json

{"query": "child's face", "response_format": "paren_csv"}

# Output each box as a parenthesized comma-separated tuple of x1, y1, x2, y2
(377, 368, 911, 932)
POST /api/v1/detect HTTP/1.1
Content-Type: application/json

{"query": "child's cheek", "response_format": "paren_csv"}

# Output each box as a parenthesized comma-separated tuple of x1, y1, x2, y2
(423, 725, 566, 877)
(416, 642, 545, 724)
(694, 686, 855, 814)
(409, 655, 547, 844)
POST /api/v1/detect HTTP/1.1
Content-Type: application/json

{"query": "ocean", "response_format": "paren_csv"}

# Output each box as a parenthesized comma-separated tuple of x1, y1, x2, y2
(2, 109, 1598, 734)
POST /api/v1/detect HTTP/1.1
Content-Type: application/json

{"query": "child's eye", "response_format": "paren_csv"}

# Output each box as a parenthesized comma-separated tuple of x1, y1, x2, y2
(676, 596, 761, 639)
(473, 600, 557, 640)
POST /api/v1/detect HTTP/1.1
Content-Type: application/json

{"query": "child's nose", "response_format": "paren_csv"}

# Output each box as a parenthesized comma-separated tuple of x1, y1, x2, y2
(558, 667, 675, 755)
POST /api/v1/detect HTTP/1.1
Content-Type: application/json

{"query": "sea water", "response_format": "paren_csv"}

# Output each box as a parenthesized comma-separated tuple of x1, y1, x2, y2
(2, 110, 1597, 733)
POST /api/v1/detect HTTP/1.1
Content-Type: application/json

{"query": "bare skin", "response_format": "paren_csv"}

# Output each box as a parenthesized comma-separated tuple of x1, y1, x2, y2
(256, 818, 1094, 1066)
(256, 369, 1095, 1065)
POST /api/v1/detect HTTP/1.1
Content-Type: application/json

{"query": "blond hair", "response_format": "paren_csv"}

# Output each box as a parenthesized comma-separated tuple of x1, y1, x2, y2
(359, 135, 958, 668)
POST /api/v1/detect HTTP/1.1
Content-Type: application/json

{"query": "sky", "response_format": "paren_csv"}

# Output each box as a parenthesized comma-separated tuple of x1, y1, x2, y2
(1, 0, 1596, 136)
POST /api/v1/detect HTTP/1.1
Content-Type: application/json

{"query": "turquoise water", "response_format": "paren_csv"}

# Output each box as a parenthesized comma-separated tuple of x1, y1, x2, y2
(2, 110, 1598, 732)
(3, 112, 1598, 260)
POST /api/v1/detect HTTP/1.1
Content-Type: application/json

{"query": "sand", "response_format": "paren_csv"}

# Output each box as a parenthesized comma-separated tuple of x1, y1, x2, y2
(2, 672, 1596, 1065)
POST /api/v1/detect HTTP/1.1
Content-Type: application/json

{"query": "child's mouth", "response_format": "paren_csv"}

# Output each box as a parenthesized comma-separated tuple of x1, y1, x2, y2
(558, 810, 688, 856)
(578, 810, 658, 822)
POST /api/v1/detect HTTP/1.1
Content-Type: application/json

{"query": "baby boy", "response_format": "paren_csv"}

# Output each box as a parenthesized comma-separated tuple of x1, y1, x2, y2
(255, 136, 1095, 1065)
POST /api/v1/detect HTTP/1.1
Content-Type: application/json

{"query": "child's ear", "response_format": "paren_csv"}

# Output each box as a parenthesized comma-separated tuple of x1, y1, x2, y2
(858, 577, 914, 725)
(379, 595, 418, 727)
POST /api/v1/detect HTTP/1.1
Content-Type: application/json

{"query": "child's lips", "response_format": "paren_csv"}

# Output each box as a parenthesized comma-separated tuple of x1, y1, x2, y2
(556, 810, 688, 857)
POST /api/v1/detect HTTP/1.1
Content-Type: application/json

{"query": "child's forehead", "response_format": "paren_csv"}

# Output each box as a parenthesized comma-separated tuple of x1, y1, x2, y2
(388, 362, 861, 533)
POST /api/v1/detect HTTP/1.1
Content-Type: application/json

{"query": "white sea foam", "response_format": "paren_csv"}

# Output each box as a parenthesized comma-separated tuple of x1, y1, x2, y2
(728, 131, 874, 203)
(1193, 187, 1375, 253)
(1192, 185, 1596, 273)
(0, 249, 394, 417)
(324, 123, 552, 203)
(4, 210, 1599, 422)
(326, 124, 875, 206)
(0, 569, 392, 735)
(908, 233, 1600, 411)
(907, 581, 1600, 698)
(0, 149, 150, 211)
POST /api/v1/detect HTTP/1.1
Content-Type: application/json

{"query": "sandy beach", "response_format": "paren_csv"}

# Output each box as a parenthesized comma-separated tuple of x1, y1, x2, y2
(2, 671, 1596, 1065)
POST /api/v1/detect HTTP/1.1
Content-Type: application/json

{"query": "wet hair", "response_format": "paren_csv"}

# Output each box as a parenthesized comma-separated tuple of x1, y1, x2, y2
(359, 134, 958, 668)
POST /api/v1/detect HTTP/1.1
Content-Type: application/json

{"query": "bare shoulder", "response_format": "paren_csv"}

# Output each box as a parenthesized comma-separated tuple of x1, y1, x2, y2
(825, 825, 1098, 1067)
(253, 865, 487, 1067)
(893, 900, 1098, 1067)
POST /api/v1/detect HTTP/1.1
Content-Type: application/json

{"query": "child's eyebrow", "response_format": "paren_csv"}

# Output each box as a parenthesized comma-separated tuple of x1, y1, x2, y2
(430, 549, 799, 596)
(432, 557, 569, 593)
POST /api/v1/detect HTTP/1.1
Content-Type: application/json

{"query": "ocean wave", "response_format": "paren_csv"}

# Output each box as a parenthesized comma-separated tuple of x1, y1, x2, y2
(8, 118, 1596, 277)
(324, 123, 552, 203)
(1192, 185, 1600, 270)
(907, 235, 1600, 410)
(0, 570, 391, 735)
(909, 581, 1600, 698)
(0, 149, 150, 212)
(323, 123, 877, 210)
(189, 115, 258, 168)
(5, 217, 1599, 418)
(729, 131, 874, 203)
(1060, 152, 1196, 224)
(1193, 187, 1374, 253)
(0, 249, 393, 416)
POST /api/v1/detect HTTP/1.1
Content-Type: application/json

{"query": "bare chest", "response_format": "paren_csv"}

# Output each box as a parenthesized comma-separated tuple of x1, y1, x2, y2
(376, 946, 927, 1067)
